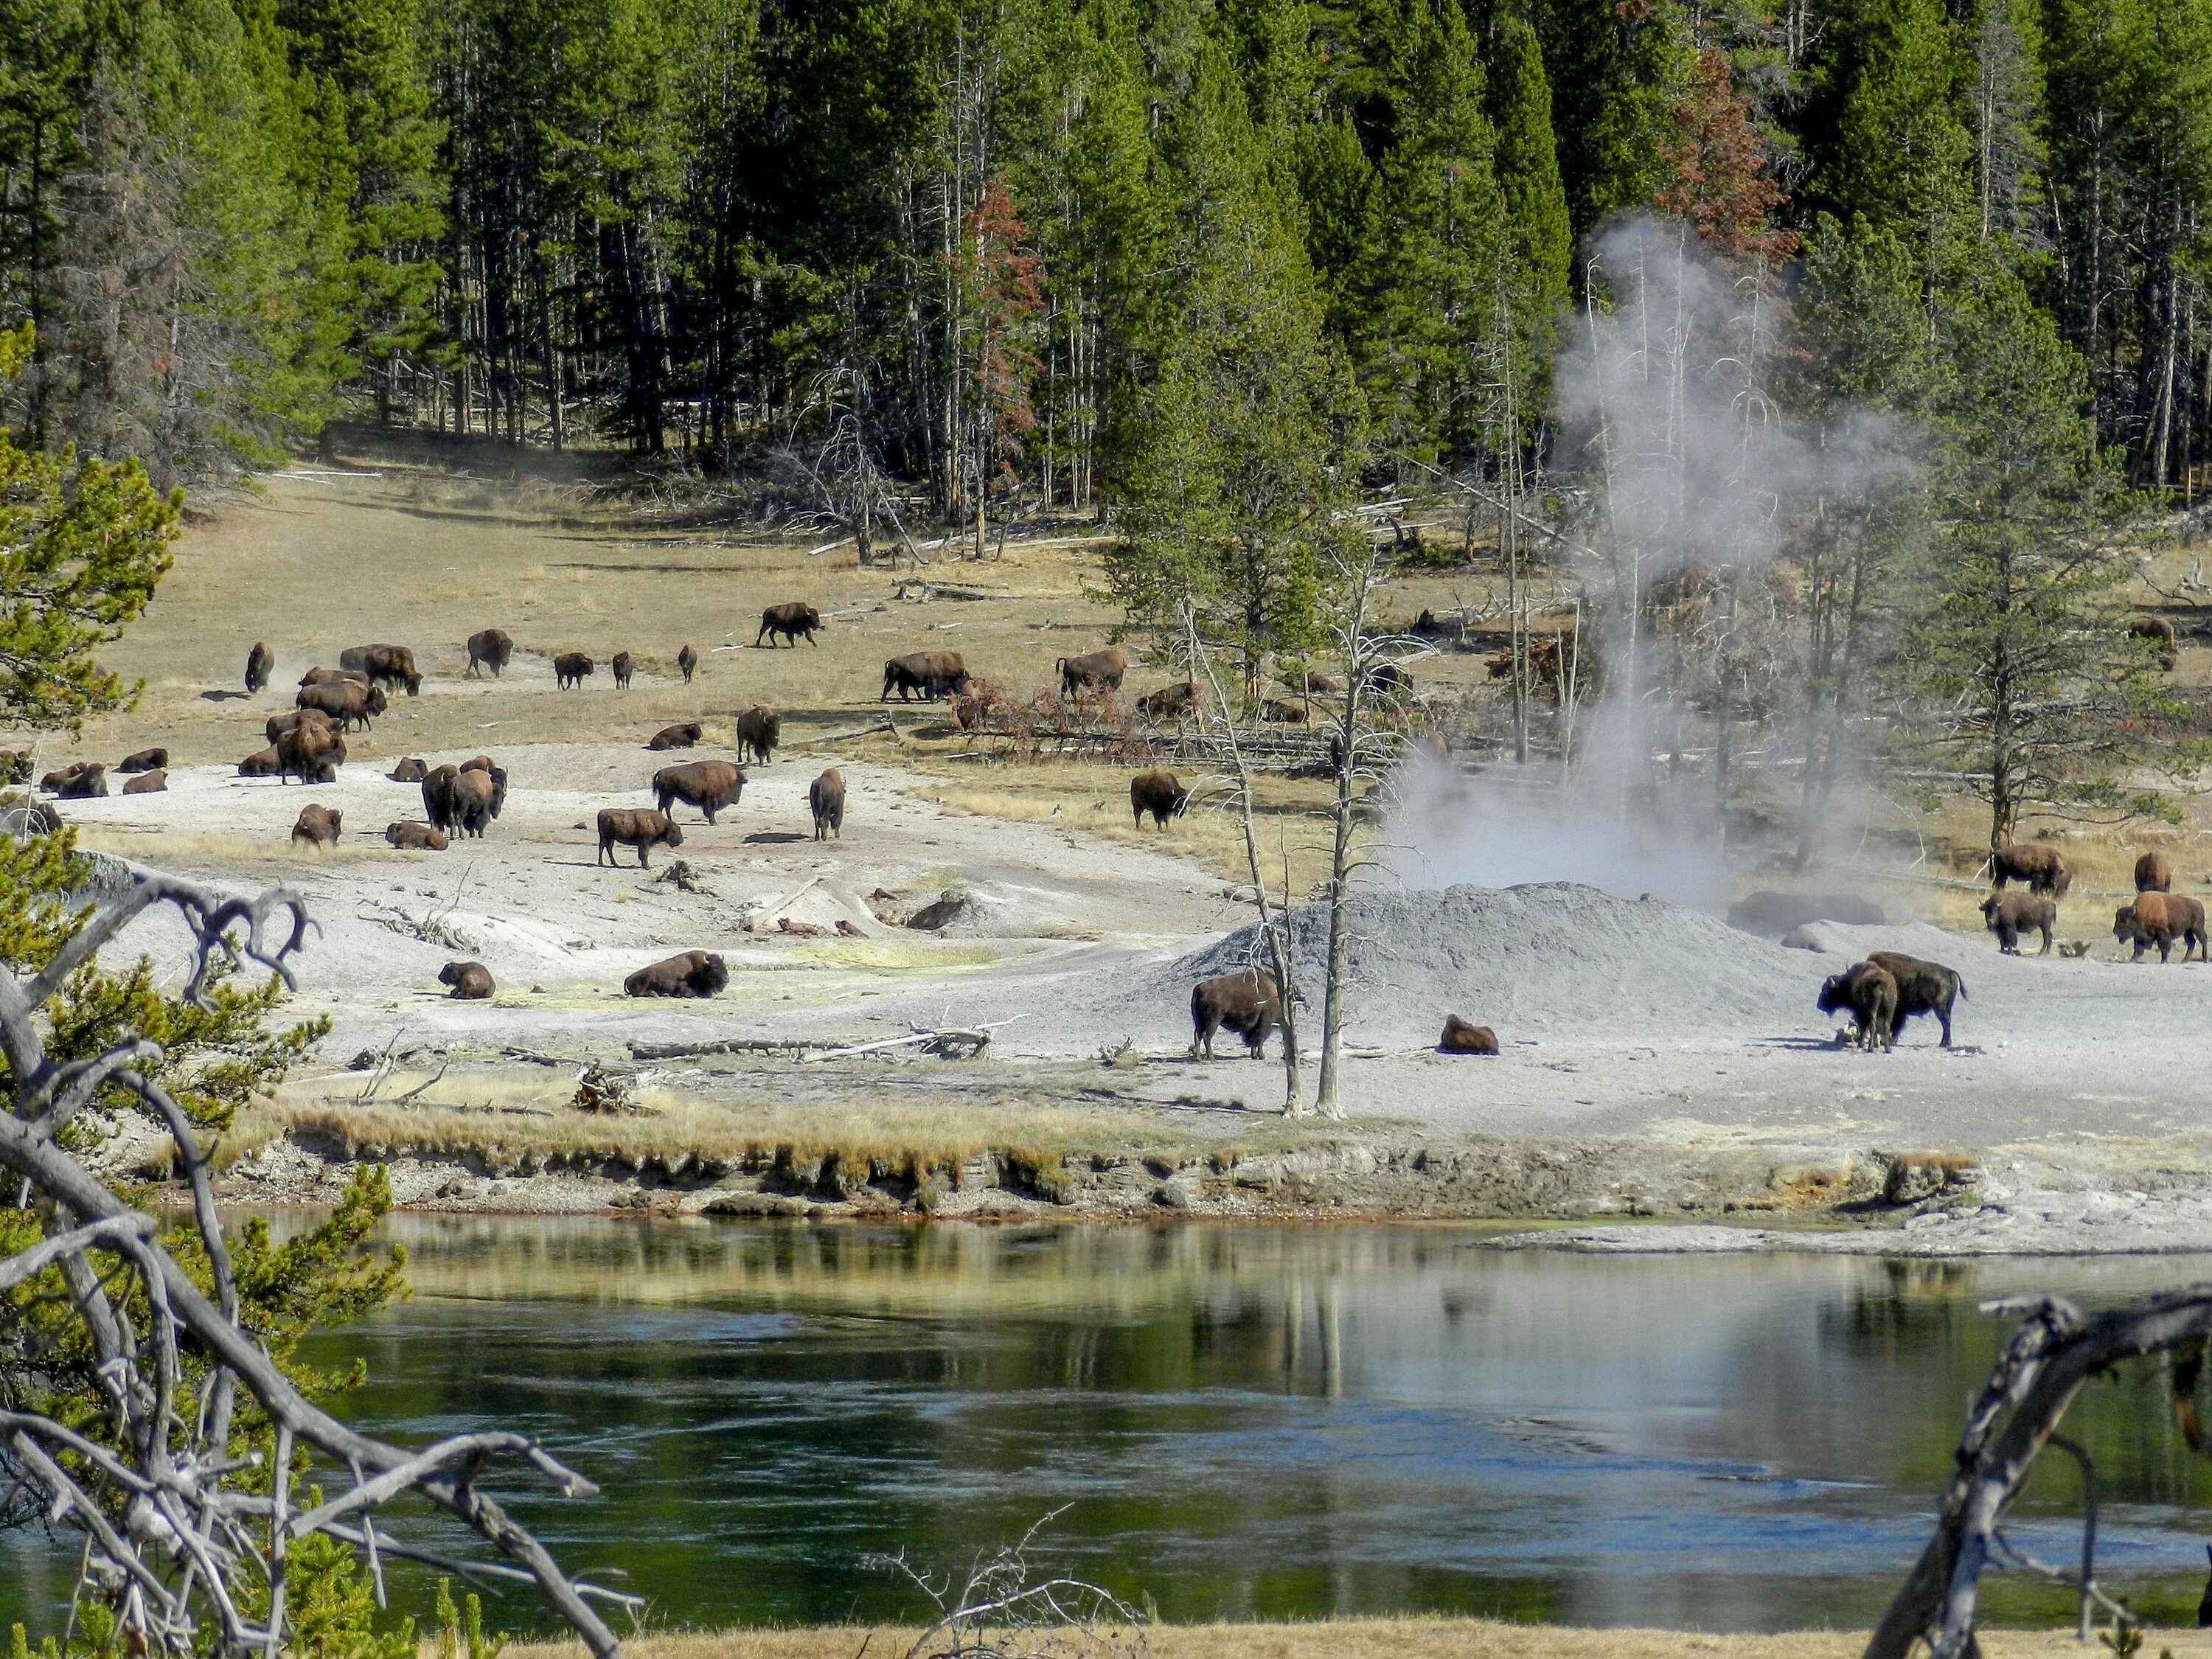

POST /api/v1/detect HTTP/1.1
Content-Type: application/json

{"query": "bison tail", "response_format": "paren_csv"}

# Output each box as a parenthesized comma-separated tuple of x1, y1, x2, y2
(1955, 977, 1968, 1001)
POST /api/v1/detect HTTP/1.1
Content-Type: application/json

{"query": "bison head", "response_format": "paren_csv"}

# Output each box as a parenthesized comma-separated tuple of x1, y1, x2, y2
(1815, 975, 1849, 1015)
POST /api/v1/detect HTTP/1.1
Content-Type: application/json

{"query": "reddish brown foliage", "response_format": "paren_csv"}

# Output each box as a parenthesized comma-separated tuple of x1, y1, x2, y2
(1653, 51, 1798, 262)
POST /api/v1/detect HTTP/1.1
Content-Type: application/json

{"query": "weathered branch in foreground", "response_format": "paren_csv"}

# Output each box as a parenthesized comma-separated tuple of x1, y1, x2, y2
(0, 869, 630, 1658)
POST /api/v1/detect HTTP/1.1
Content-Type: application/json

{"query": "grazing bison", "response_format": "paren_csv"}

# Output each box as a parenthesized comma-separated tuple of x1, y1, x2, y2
(122, 770, 166, 795)
(385, 821, 448, 850)
(625, 950, 728, 998)
(881, 650, 970, 702)
(1816, 961, 1899, 1052)
(1190, 969, 1281, 1060)
(296, 679, 386, 731)
(1865, 951, 1966, 1047)
(340, 644, 422, 695)
(1259, 699, 1307, 724)
(290, 804, 341, 848)
(1130, 770, 1190, 829)
(245, 641, 274, 693)
(648, 723, 703, 751)
(465, 627, 514, 678)
(276, 720, 344, 784)
(2136, 850, 2174, 892)
(653, 759, 745, 823)
(611, 650, 635, 689)
(2129, 614, 2180, 667)
(677, 644, 698, 682)
(439, 961, 494, 999)
(116, 747, 166, 773)
(2113, 892, 2208, 963)
(554, 652, 594, 689)
(1057, 647, 1130, 699)
(1981, 891, 2057, 956)
(757, 602, 822, 647)
(1137, 681, 1199, 723)
(54, 764, 107, 800)
(389, 757, 428, 782)
(1989, 841, 2071, 896)
(810, 768, 845, 841)
(734, 706, 779, 765)
(1439, 1015, 1499, 1055)
(597, 807, 684, 868)
(237, 747, 282, 778)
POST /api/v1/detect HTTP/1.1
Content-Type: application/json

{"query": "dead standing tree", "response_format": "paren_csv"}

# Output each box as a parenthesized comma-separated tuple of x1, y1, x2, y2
(1868, 1287, 2212, 1657)
(0, 872, 628, 1658)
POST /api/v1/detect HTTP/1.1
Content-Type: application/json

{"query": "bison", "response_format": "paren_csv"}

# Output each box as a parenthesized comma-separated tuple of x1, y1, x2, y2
(1259, 699, 1307, 724)
(299, 667, 369, 690)
(734, 706, 779, 765)
(881, 650, 970, 702)
(277, 720, 344, 784)
(53, 764, 107, 800)
(611, 650, 635, 689)
(597, 807, 684, 868)
(554, 652, 594, 689)
(245, 641, 274, 694)
(439, 961, 494, 999)
(237, 747, 282, 778)
(389, 757, 429, 783)
(465, 627, 514, 678)
(2129, 614, 2180, 667)
(266, 708, 338, 745)
(420, 765, 460, 832)
(654, 759, 745, 823)
(624, 950, 728, 998)
(1057, 647, 1130, 699)
(648, 723, 703, 751)
(116, 747, 166, 773)
(1130, 770, 1189, 829)
(296, 679, 386, 731)
(1865, 950, 1966, 1047)
(810, 768, 845, 841)
(1989, 841, 2070, 896)
(1136, 681, 1199, 723)
(1439, 1015, 1499, 1055)
(290, 804, 341, 849)
(39, 761, 92, 793)
(2114, 892, 2208, 963)
(1980, 891, 2056, 956)
(122, 769, 166, 795)
(1190, 969, 1281, 1060)
(445, 768, 503, 838)
(338, 644, 422, 695)
(757, 602, 822, 647)
(677, 644, 699, 682)
(1816, 961, 1898, 1052)
(385, 821, 448, 850)
(2136, 850, 2174, 892)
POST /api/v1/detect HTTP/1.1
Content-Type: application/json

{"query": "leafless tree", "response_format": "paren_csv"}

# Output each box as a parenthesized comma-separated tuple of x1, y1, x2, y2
(866, 1509, 1145, 1659)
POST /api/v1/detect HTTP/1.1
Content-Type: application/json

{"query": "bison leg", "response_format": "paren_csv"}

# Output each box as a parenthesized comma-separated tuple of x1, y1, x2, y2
(2037, 923, 2052, 956)
(636, 844, 651, 869)
(1936, 1006, 1953, 1047)
(597, 839, 613, 866)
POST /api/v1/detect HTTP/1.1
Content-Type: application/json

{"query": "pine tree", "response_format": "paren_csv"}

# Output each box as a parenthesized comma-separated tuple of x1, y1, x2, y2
(1522, 0, 1694, 240)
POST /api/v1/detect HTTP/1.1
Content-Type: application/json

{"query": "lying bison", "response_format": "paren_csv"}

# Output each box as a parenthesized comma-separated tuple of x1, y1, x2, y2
(1057, 647, 1130, 699)
(389, 757, 428, 782)
(245, 641, 274, 693)
(1136, 681, 1198, 722)
(611, 650, 635, 689)
(810, 768, 845, 841)
(597, 807, 684, 868)
(385, 821, 448, 850)
(1866, 950, 1965, 1047)
(554, 652, 594, 689)
(677, 643, 698, 682)
(1130, 770, 1189, 829)
(654, 759, 744, 823)
(122, 770, 166, 795)
(1989, 841, 2070, 896)
(291, 804, 341, 849)
(648, 723, 703, 751)
(734, 706, 779, 765)
(1439, 1015, 1498, 1055)
(881, 650, 969, 702)
(338, 644, 422, 695)
(1816, 961, 1898, 1052)
(2114, 892, 2208, 963)
(757, 602, 821, 647)
(40, 761, 93, 793)
(2136, 850, 2174, 892)
(1980, 891, 2056, 956)
(237, 747, 282, 778)
(625, 950, 728, 998)
(116, 747, 166, 773)
(51, 763, 107, 800)
(1190, 969, 1281, 1060)
(465, 627, 514, 678)
(439, 961, 494, 999)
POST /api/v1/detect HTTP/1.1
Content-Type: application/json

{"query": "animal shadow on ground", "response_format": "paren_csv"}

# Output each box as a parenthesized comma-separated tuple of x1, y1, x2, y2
(743, 831, 808, 845)
(1759, 1036, 1856, 1052)
(200, 689, 251, 701)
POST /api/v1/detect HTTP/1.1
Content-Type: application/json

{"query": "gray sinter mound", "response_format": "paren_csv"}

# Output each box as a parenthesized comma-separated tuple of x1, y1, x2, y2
(1122, 882, 1813, 1048)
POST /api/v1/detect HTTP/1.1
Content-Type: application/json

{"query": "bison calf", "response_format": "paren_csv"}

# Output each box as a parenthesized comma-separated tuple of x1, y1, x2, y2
(116, 747, 166, 773)
(624, 950, 728, 998)
(385, 821, 448, 850)
(1190, 969, 1281, 1060)
(597, 807, 684, 868)
(1817, 961, 1898, 1051)
(1130, 770, 1189, 829)
(1439, 1015, 1498, 1055)
(1866, 950, 1966, 1047)
(810, 768, 845, 841)
(466, 627, 514, 678)
(2114, 892, 2208, 963)
(1989, 841, 2070, 896)
(291, 804, 341, 849)
(439, 961, 494, 999)
(677, 643, 699, 681)
(1980, 891, 2056, 956)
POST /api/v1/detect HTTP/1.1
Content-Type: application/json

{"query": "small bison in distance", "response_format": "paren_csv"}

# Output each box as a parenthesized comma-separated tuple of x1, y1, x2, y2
(1866, 950, 1966, 1047)
(291, 805, 341, 849)
(810, 768, 845, 841)
(648, 723, 703, 751)
(2136, 850, 2174, 892)
(1989, 841, 2070, 896)
(116, 748, 166, 773)
(1980, 891, 2057, 956)
(677, 644, 698, 682)
(1190, 969, 1281, 1060)
(466, 628, 514, 678)
(2113, 892, 2208, 963)
(439, 961, 494, 999)
(1439, 1016, 1498, 1055)
(245, 641, 274, 693)
(734, 706, 779, 765)
(2129, 614, 2180, 667)
(611, 650, 635, 689)
(1057, 647, 1130, 699)
(654, 759, 745, 823)
(338, 644, 422, 695)
(757, 602, 822, 647)
(1130, 770, 1190, 829)
(881, 650, 970, 702)
(625, 950, 728, 998)
(554, 653, 594, 689)
(597, 807, 684, 868)
(385, 822, 448, 850)
(1817, 961, 1898, 1051)
(1137, 681, 1199, 723)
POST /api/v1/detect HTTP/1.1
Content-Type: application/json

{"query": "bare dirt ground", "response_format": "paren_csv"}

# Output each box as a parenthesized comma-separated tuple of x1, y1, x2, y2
(24, 465, 2212, 1251)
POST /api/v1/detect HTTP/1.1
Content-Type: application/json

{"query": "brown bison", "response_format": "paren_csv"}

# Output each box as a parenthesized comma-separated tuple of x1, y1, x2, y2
(1130, 770, 1190, 829)
(1866, 951, 1966, 1047)
(554, 652, 594, 689)
(296, 679, 386, 731)
(2113, 892, 2208, 963)
(389, 757, 429, 782)
(465, 627, 514, 678)
(734, 706, 780, 765)
(338, 644, 422, 695)
(597, 807, 684, 868)
(277, 720, 344, 784)
(39, 761, 93, 793)
(611, 650, 635, 689)
(54, 763, 106, 799)
(116, 747, 167, 773)
(2135, 850, 2174, 892)
(1137, 681, 1200, 722)
(237, 747, 282, 778)
(1259, 699, 1308, 725)
(1816, 961, 1898, 1051)
(385, 821, 448, 850)
(459, 754, 496, 776)
(625, 950, 728, 998)
(654, 759, 745, 823)
(677, 644, 699, 682)
(1057, 647, 1130, 698)
(2129, 614, 2180, 667)
(421, 764, 500, 836)
(265, 708, 336, 745)
(1980, 891, 2056, 956)
(245, 641, 274, 693)
(122, 769, 166, 795)
(648, 723, 703, 751)
(290, 804, 341, 849)
(757, 602, 822, 647)
(1190, 969, 1281, 1060)
(1989, 841, 2070, 896)
(810, 768, 845, 841)
(1439, 1015, 1499, 1055)
(881, 650, 970, 702)
(299, 666, 369, 690)
(439, 961, 494, 999)
(1362, 661, 1411, 700)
